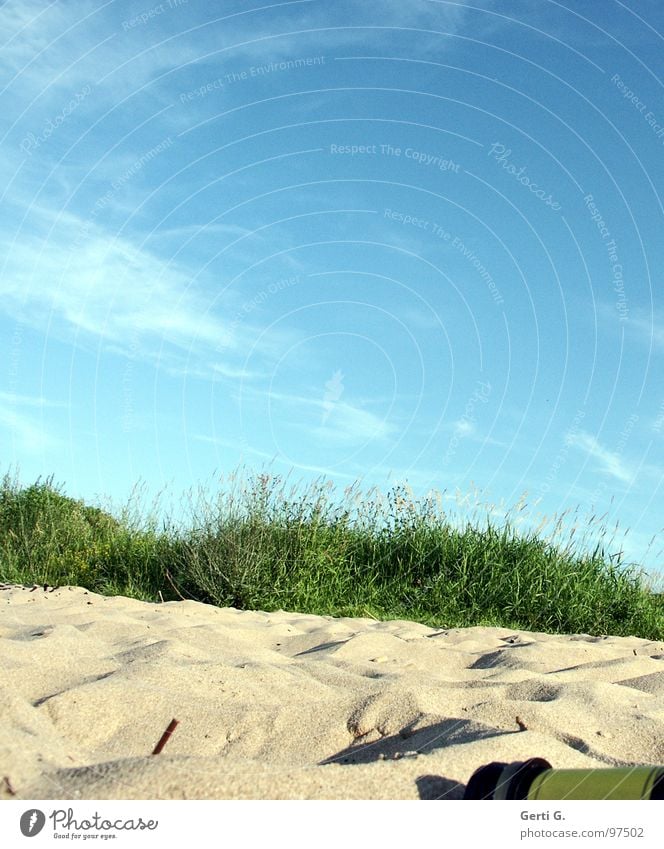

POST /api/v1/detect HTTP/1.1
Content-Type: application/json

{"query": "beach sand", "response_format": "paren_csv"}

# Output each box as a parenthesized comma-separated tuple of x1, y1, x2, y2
(1, 584, 663, 800)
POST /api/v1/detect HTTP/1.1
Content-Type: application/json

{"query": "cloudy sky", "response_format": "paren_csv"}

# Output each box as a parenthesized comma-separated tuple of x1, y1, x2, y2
(1, 0, 663, 578)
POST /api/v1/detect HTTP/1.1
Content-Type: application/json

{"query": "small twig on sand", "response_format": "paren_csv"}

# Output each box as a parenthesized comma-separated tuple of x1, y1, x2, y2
(152, 718, 179, 755)
(2, 775, 16, 796)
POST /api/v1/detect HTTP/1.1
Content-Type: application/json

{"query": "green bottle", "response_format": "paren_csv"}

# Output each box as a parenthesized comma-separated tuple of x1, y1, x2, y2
(464, 758, 664, 800)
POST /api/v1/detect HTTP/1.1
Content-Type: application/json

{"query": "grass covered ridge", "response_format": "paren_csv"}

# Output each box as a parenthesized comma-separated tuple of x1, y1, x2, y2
(1, 467, 663, 639)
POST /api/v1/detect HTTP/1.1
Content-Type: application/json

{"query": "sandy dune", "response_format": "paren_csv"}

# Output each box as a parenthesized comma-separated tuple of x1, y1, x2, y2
(1, 584, 663, 799)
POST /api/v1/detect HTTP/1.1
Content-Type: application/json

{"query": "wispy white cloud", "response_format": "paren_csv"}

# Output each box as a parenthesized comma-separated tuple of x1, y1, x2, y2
(2, 0, 487, 145)
(1, 0, 472, 98)
(149, 222, 256, 242)
(626, 309, 664, 350)
(0, 390, 67, 408)
(0, 0, 79, 83)
(0, 194, 313, 386)
(0, 390, 66, 454)
(313, 398, 394, 443)
(210, 362, 261, 380)
(193, 433, 274, 460)
(567, 430, 633, 483)
(190, 435, 362, 483)
(0, 0, 492, 180)
(454, 418, 475, 436)
(401, 307, 444, 330)
(0, 218, 234, 353)
(597, 303, 664, 352)
(0, 403, 61, 454)
(407, 411, 509, 450)
(241, 384, 396, 444)
(124, 352, 262, 383)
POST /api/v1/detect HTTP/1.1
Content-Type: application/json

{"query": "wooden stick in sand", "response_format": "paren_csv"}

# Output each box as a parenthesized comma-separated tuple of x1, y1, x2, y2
(152, 718, 179, 755)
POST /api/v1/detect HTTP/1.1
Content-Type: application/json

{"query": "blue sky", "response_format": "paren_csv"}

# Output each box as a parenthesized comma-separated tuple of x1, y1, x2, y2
(1, 0, 663, 580)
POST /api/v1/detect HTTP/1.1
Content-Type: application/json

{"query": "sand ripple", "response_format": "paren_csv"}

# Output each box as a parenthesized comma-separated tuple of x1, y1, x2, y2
(1, 585, 663, 799)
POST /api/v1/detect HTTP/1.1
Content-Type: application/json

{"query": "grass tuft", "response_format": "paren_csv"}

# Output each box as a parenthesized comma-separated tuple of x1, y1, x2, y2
(1, 466, 662, 639)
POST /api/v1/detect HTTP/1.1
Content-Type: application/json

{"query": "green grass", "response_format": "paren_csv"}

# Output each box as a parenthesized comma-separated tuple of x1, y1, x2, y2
(1, 466, 663, 639)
